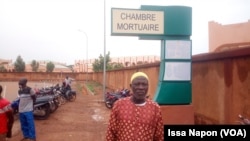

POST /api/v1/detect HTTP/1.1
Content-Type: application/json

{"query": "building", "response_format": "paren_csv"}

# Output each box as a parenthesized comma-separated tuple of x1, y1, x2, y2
(209, 20, 250, 52)
(1, 55, 160, 73)
(0, 59, 12, 72)
(25, 61, 72, 72)
(0, 60, 72, 72)
(73, 55, 160, 72)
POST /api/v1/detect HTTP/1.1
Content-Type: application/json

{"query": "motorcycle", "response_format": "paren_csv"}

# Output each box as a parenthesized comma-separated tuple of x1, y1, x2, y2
(238, 114, 250, 125)
(33, 95, 55, 120)
(58, 82, 76, 102)
(35, 86, 60, 113)
(12, 94, 57, 120)
(53, 84, 67, 105)
(36, 94, 59, 114)
(105, 89, 130, 109)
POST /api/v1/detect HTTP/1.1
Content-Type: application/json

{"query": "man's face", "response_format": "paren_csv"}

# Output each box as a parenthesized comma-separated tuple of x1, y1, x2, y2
(130, 76, 148, 100)
(19, 84, 23, 89)
(19, 83, 26, 89)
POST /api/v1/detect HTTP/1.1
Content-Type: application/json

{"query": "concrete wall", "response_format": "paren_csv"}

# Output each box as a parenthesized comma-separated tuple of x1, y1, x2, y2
(1, 47, 250, 124)
(192, 47, 250, 124)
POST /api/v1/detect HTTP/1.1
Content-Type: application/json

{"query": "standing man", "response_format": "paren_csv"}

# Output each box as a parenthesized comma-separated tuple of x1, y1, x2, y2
(106, 72, 164, 141)
(18, 78, 36, 141)
(64, 76, 73, 90)
(0, 85, 14, 141)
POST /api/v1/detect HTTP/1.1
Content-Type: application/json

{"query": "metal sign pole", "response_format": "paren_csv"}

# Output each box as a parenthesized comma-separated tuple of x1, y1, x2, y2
(103, 0, 106, 101)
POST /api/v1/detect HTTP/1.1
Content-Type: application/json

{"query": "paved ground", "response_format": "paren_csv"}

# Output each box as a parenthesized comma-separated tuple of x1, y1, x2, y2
(4, 81, 111, 141)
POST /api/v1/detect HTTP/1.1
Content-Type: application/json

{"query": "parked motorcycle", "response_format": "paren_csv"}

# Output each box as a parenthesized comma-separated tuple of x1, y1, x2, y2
(53, 84, 67, 105)
(35, 84, 62, 108)
(12, 94, 57, 120)
(58, 82, 76, 102)
(105, 89, 130, 109)
(33, 95, 55, 119)
(238, 114, 250, 125)
(36, 94, 59, 114)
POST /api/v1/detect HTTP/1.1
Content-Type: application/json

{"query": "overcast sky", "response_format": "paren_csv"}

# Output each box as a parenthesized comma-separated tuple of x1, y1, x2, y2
(0, 0, 249, 65)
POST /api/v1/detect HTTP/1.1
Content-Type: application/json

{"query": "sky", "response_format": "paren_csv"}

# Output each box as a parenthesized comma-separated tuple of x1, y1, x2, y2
(0, 0, 250, 65)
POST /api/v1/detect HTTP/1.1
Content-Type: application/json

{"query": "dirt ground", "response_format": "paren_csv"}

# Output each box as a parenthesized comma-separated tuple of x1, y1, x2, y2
(6, 81, 112, 141)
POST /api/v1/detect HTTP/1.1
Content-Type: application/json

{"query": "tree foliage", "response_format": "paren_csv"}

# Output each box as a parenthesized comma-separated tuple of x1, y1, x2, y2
(109, 62, 124, 70)
(31, 60, 39, 72)
(0, 66, 7, 72)
(92, 52, 111, 72)
(14, 55, 26, 72)
(46, 61, 55, 72)
(92, 52, 124, 72)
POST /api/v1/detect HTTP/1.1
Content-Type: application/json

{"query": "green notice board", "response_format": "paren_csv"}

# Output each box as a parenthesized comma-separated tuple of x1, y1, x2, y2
(154, 39, 192, 105)
(154, 82, 191, 104)
(139, 5, 192, 105)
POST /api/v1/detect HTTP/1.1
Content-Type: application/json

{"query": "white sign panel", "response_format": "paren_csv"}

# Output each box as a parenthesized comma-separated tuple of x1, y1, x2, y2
(164, 62, 191, 81)
(165, 40, 191, 59)
(112, 8, 164, 34)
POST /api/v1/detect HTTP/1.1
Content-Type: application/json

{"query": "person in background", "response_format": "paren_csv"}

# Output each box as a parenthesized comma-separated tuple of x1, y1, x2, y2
(64, 76, 73, 90)
(105, 72, 164, 141)
(0, 85, 14, 141)
(18, 78, 36, 141)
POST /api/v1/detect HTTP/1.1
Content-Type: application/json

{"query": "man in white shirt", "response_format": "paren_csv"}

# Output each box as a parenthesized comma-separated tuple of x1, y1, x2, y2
(64, 76, 73, 89)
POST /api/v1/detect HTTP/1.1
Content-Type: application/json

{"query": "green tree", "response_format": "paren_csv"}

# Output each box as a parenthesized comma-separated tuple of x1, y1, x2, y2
(31, 60, 39, 72)
(14, 55, 25, 72)
(92, 52, 124, 72)
(92, 52, 111, 72)
(110, 62, 124, 70)
(0, 66, 7, 72)
(46, 61, 55, 72)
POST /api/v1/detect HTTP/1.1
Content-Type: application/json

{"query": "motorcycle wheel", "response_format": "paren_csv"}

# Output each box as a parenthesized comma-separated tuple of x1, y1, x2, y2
(59, 94, 66, 105)
(34, 103, 50, 120)
(105, 101, 113, 109)
(68, 93, 76, 102)
(50, 100, 59, 113)
(54, 96, 61, 106)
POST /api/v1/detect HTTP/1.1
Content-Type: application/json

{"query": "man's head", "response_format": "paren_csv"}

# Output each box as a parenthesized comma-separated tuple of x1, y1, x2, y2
(130, 72, 148, 83)
(130, 72, 149, 103)
(19, 78, 27, 89)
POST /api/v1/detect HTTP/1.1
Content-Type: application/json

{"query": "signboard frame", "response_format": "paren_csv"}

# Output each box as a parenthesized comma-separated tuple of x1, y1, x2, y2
(164, 62, 191, 81)
(111, 8, 164, 35)
(165, 40, 192, 59)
